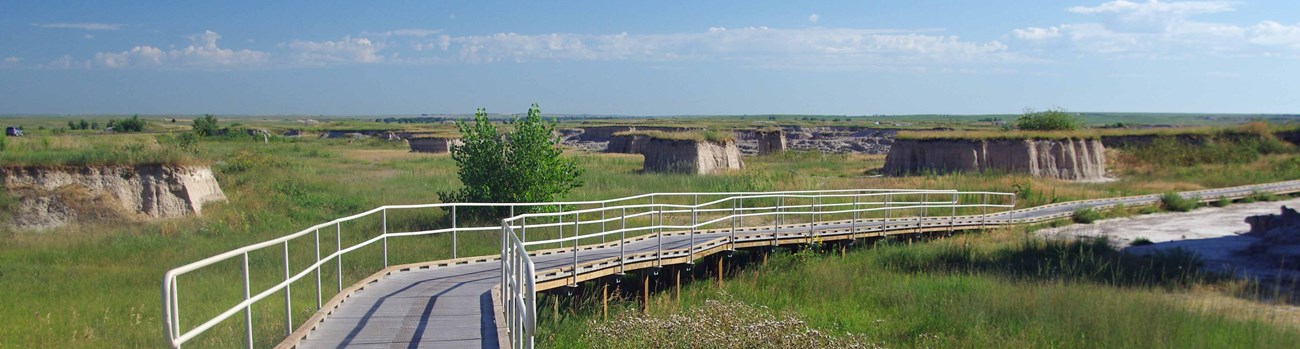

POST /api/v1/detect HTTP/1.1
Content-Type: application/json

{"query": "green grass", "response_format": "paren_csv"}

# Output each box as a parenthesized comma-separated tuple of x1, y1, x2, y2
(1160, 193, 1199, 212)
(0, 133, 199, 167)
(2, 127, 1300, 347)
(540, 229, 1296, 348)
(1073, 207, 1102, 224)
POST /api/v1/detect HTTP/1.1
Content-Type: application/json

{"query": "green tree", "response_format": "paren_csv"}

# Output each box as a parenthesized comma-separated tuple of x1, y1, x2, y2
(113, 115, 147, 132)
(1016, 107, 1081, 131)
(439, 104, 584, 219)
(79, 120, 90, 130)
(91, 121, 100, 130)
(192, 114, 219, 136)
(68, 121, 77, 130)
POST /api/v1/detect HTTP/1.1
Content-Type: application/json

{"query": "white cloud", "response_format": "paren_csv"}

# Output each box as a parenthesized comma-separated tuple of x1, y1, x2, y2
(35, 22, 123, 31)
(809, 14, 820, 24)
(1014, 1, 1300, 57)
(43, 55, 90, 69)
(1, 56, 21, 67)
(93, 30, 270, 68)
(1067, 0, 1236, 19)
(439, 27, 1014, 67)
(287, 36, 383, 64)
(364, 28, 442, 38)
(1012, 26, 1061, 40)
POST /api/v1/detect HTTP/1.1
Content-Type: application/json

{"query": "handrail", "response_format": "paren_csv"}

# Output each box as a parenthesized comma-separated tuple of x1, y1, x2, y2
(499, 189, 1017, 349)
(161, 187, 948, 348)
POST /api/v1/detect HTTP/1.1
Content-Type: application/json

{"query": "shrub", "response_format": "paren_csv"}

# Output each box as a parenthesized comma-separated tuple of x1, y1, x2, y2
(1016, 107, 1081, 131)
(176, 132, 200, 153)
(192, 114, 219, 137)
(1072, 207, 1101, 224)
(111, 115, 147, 132)
(1160, 193, 1198, 212)
(1137, 206, 1160, 214)
(1130, 237, 1155, 246)
(1211, 197, 1232, 207)
(1247, 191, 1278, 202)
(439, 104, 584, 220)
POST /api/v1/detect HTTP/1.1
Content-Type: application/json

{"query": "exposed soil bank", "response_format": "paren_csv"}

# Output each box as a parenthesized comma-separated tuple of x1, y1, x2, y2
(883, 138, 1107, 180)
(1, 165, 227, 230)
(641, 138, 744, 174)
(408, 137, 462, 153)
(1039, 198, 1300, 283)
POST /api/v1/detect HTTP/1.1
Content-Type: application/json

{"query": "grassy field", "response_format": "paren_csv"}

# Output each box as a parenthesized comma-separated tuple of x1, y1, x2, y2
(538, 227, 1300, 348)
(1, 122, 1299, 347)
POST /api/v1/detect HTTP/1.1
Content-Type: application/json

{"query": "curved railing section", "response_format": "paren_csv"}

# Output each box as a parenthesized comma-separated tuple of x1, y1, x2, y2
(161, 188, 957, 348)
(500, 190, 1018, 349)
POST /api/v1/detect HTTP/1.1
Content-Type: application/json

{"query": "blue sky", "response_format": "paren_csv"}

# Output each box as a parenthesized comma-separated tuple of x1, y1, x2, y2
(1, 0, 1298, 116)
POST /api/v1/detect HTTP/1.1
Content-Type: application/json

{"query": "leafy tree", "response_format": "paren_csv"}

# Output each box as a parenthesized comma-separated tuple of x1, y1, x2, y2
(79, 120, 90, 130)
(193, 114, 219, 136)
(1016, 107, 1081, 131)
(91, 121, 99, 130)
(68, 121, 77, 130)
(439, 104, 584, 220)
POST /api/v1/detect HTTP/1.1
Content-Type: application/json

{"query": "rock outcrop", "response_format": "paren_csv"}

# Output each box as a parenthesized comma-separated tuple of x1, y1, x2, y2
(882, 138, 1107, 180)
(641, 138, 744, 174)
(1243, 206, 1300, 269)
(408, 137, 462, 153)
(606, 134, 651, 154)
(755, 130, 786, 155)
(1, 165, 227, 230)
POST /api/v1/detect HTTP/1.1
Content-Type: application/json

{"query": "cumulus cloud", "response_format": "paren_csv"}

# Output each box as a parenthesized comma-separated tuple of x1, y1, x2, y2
(43, 55, 90, 69)
(1012, 1, 1300, 56)
(808, 14, 820, 24)
(1012, 26, 1062, 40)
(287, 37, 384, 64)
(35, 22, 122, 31)
(439, 27, 1013, 67)
(1068, 0, 1236, 19)
(93, 30, 269, 68)
(363, 28, 442, 38)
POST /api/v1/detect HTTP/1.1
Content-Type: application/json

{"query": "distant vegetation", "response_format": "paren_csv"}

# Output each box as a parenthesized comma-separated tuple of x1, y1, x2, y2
(109, 115, 147, 132)
(1016, 107, 1082, 131)
(192, 114, 219, 136)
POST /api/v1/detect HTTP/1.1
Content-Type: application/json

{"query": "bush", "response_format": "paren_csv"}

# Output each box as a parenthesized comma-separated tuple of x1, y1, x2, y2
(438, 104, 584, 220)
(1072, 207, 1101, 224)
(111, 115, 147, 132)
(192, 114, 219, 137)
(1138, 206, 1160, 214)
(1016, 107, 1081, 131)
(1130, 237, 1155, 246)
(1211, 197, 1232, 207)
(1160, 193, 1198, 212)
(1247, 191, 1278, 202)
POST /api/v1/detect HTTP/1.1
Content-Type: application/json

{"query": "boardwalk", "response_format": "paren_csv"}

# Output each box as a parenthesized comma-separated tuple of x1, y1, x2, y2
(287, 180, 1300, 349)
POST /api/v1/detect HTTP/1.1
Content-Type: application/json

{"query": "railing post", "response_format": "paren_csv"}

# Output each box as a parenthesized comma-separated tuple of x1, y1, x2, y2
(558, 206, 565, 250)
(452, 205, 458, 259)
(730, 197, 737, 251)
(851, 193, 859, 236)
(335, 222, 342, 293)
(981, 193, 988, 229)
(283, 240, 292, 337)
(382, 208, 389, 268)
(656, 199, 663, 267)
(315, 228, 322, 310)
(949, 192, 957, 234)
(885, 193, 892, 223)
(601, 202, 606, 244)
(573, 212, 580, 286)
(620, 207, 627, 274)
(778, 196, 784, 226)
(808, 196, 816, 239)
(241, 252, 253, 349)
(690, 195, 697, 262)
(918, 193, 928, 233)
(772, 195, 780, 245)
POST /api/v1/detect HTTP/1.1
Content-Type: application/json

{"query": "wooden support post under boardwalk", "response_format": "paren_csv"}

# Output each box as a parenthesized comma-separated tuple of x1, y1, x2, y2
(602, 283, 608, 322)
(716, 256, 724, 288)
(674, 269, 681, 305)
(642, 273, 650, 314)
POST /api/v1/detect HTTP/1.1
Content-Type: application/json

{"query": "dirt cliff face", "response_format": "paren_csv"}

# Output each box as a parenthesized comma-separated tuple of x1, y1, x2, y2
(1, 165, 227, 230)
(883, 138, 1107, 180)
(641, 138, 744, 174)
(606, 134, 651, 154)
(408, 137, 462, 153)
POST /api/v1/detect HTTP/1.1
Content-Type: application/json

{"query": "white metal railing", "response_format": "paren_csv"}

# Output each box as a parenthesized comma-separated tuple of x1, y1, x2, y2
(499, 190, 1017, 349)
(161, 188, 959, 348)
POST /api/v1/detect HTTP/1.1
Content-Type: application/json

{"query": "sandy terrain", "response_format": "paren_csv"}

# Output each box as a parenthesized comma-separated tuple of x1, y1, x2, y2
(1039, 197, 1300, 282)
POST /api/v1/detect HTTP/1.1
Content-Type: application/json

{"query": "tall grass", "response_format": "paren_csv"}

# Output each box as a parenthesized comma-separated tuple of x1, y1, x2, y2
(541, 229, 1296, 348)
(2, 131, 1299, 347)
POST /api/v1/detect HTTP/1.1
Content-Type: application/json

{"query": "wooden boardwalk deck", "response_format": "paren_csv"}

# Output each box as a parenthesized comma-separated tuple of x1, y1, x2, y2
(284, 180, 1300, 349)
